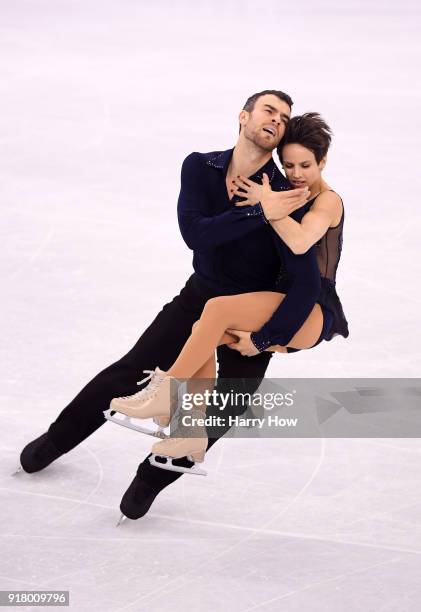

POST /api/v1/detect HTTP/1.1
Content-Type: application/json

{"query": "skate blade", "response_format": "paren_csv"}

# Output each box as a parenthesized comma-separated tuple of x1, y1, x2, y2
(103, 409, 168, 439)
(11, 466, 23, 476)
(116, 514, 128, 527)
(148, 454, 207, 476)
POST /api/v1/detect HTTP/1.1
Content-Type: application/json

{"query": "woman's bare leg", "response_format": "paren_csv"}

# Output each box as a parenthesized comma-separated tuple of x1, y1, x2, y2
(152, 293, 323, 464)
(166, 292, 323, 380)
(182, 324, 239, 404)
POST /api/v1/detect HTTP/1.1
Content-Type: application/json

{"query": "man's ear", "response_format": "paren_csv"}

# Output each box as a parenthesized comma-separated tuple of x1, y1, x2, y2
(239, 109, 249, 131)
(319, 156, 327, 171)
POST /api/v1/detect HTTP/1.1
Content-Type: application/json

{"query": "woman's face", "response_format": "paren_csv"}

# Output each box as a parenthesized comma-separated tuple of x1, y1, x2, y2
(281, 143, 326, 190)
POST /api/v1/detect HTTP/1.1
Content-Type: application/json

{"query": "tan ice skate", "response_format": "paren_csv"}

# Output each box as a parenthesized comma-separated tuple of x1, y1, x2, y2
(103, 367, 182, 438)
(149, 409, 208, 476)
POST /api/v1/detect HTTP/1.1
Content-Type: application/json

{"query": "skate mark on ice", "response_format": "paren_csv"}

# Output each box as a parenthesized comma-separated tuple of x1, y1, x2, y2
(0, 573, 49, 590)
(368, 439, 421, 454)
(180, 440, 225, 523)
(241, 555, 403, 611)
(8, 226, 55, 280)
(0, 486, 113, 511)
(3, 444, 105, 521)
(3, 497, 420, 556)
(212, 438, 226, 479)
(47, 445, 104, 525)
(112, 439, 328, 610)
(1, 533, 190, 543)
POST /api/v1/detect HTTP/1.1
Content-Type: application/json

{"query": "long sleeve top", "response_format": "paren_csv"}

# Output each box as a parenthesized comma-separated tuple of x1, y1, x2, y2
(177, 148, 320, 351)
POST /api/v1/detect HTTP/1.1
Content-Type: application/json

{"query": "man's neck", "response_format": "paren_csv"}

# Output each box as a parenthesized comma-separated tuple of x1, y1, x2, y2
(227, 139, 273, 179)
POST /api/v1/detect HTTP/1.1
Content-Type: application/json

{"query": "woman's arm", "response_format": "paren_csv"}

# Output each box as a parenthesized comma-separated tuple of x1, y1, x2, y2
(250, 238, 321, 352)
(270, 190, 342, 254)
(233, 174, 342, 254)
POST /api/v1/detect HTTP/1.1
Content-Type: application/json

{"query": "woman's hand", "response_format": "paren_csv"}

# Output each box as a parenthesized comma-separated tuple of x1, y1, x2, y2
(230, 176, 263, 205)
(235, 173, 310, 221)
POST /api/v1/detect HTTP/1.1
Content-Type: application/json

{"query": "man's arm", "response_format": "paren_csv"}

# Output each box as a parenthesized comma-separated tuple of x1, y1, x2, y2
(270, 191, 343, 254)
(250, 239, 321, 351)
(177, 152, 269, 251)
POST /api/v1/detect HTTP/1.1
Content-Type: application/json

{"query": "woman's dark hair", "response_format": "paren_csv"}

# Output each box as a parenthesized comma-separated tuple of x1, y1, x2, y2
(278, 112, 332, 163)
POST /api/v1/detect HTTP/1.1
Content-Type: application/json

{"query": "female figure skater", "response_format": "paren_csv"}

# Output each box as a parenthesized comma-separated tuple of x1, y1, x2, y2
(108, 113, 349, 474)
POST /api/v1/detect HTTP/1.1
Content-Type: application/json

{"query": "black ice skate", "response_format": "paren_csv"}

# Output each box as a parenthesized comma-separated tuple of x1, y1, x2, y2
(117, 475, 161, 525)
(16, 433, 64, 474)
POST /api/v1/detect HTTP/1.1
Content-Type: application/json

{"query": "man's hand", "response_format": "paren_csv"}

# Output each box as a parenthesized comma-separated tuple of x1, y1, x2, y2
(230, 176, 263, 205)
(225, 329, 260, 357)
(233, 173, 310, 221)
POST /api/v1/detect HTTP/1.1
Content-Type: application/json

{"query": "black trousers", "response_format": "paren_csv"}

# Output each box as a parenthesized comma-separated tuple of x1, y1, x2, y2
(48, 273, 273, 489)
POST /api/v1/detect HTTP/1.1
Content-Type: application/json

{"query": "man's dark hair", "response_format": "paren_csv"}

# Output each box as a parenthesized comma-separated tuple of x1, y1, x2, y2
(243, 89, 293, 113)
(278, 112, 332, 163)
(239, 90, 293, 134)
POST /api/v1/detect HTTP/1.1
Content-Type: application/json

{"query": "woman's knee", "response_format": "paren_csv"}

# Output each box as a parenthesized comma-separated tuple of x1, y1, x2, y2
(202, 296, 231, 318)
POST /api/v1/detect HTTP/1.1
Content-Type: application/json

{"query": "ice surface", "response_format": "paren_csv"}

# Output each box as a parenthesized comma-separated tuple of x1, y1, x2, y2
(1, 1, 421, 610)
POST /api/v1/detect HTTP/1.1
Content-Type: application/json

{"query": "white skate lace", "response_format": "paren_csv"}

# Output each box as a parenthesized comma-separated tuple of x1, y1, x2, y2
(119, 368, 167, 402)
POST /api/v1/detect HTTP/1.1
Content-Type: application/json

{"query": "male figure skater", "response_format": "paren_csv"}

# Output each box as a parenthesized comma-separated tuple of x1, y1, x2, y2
(18, 90, 309, 520)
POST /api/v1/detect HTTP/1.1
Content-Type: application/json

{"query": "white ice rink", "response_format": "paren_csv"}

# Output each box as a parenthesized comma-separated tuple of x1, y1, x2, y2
(1, 1, 421, 610)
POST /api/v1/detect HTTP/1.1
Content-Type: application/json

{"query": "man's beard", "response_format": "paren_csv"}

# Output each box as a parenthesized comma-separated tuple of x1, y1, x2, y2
(244, 127, 277, 152)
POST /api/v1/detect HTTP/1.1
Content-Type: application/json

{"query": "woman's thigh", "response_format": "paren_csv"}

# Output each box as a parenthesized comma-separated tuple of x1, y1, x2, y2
(204, 292, 284, 331)
(205, 292, 324, 351)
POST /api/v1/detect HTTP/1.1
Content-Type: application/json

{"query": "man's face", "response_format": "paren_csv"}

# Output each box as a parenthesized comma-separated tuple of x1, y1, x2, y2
(240, 94, 291, 152)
